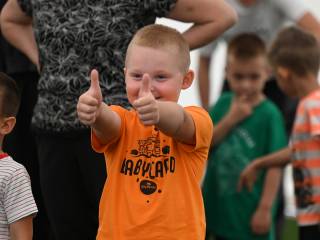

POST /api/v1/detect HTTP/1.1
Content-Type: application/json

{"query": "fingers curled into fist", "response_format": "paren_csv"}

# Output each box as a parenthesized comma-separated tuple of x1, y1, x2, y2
(132, 74, 160, 126)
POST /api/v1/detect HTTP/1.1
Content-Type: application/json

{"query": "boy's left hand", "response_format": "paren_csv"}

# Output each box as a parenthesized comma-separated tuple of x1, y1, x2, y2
(250, 207, 271, 235)
(133, 74, 160, 126)
(237, 161, 259, 192)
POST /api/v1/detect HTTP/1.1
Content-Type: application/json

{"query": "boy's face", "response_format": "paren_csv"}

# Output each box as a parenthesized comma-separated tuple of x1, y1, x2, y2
(125, 45, 193, 104)
(226, 55, 268, 102)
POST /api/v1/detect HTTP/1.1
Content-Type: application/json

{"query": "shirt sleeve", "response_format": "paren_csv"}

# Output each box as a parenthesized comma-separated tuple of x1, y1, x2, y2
(271, 0, 309, 21)
(17, 0, 33, 16)
(3, 166, 38, 224)
(143, 0, 177, 17)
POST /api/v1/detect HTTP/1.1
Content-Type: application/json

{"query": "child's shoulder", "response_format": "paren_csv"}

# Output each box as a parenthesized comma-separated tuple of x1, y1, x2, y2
(300, 88, 320, 108)
(257, 98, 281, 113)
(218, 92, 233, 101)
(294, 89, 320, 118)
(0, 154, 27, 179)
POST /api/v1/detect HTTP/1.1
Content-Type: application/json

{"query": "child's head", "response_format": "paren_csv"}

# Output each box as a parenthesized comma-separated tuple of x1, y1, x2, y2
(124, 24, 194, 103)
(269, 27, 320, 97)
(226, 33, 269, 101)
(0, 72, 20, 139)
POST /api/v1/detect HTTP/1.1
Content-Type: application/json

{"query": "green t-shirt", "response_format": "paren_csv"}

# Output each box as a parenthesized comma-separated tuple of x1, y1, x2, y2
(202, 93, 287, 240)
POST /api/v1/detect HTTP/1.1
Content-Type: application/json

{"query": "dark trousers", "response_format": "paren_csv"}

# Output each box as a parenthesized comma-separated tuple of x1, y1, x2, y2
(3, 71, 52, 240)
(299, 225, 320, 240)
(36, 130, 106, 240)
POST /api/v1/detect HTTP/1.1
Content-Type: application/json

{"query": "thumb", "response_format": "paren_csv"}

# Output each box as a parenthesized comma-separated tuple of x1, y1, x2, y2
(89, 69, 102, 99)
(138, 74, 151, 98)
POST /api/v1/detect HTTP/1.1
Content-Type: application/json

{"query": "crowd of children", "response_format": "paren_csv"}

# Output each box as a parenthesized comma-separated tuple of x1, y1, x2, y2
(0, 2, 319, 240)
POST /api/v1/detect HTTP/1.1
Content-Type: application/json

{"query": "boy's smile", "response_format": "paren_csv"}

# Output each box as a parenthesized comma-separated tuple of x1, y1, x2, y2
(125, 45, 191, 105)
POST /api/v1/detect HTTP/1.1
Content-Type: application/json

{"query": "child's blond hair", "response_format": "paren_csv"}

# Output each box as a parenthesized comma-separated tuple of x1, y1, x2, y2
(126, 24, 190, 73)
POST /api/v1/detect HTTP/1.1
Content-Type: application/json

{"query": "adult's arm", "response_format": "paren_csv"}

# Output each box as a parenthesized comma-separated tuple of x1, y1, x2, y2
(297, 12, 320, 42)
(167, 0, 237, 49)
(198, 55, 211, 110)
(0, 0, 39, 67)
(274, 0, 320, 42)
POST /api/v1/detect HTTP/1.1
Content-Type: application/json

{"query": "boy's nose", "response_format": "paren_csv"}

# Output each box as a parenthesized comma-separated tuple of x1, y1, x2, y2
(241, 79, 251, 90)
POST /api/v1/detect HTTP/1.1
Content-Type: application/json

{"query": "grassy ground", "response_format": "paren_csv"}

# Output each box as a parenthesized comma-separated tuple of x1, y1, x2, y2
(281, 218, 298, 240)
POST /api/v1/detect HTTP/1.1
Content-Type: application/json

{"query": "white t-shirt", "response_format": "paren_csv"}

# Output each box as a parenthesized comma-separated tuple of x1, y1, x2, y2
(0, 154, 38, 239)
(200, 0, 309, 57)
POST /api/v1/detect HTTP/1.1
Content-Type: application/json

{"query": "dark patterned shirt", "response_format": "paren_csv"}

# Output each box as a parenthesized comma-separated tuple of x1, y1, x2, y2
(17, 0, 176, 132)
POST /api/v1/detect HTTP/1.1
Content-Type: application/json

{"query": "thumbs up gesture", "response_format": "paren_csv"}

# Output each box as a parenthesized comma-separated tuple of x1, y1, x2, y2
(77, 69, 103, 125)
(132, 74, 160, 126)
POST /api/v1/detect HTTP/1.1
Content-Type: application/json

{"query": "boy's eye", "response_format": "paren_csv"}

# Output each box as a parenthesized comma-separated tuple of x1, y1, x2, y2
(233, 73, 261, 81)
(155, 75, 167, 80)
(249, 73, 261, 81)
(233, 73, 245, 80)
(131, 73, 142, 79)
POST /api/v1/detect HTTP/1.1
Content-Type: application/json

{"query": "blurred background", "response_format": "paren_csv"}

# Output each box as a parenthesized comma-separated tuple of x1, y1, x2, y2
(158, 0, 320, 107)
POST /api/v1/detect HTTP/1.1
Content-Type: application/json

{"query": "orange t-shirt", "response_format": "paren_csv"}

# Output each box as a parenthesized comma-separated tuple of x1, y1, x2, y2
(92, 105, 213, 240)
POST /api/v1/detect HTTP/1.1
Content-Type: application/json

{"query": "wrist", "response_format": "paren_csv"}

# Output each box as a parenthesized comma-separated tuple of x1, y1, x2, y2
(257, 203, 272, 212)
(91, 103, 105, 128)
(224, 114, 237, 127)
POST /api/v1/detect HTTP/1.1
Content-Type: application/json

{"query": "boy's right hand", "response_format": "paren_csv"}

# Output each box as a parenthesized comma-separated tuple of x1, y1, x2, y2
(227, 95, 252, 125)
(77, 69, 103, 125)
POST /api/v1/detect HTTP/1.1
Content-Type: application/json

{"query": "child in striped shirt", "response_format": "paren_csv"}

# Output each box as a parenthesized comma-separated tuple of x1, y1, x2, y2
(238, 26, 320, 240)
(0, 72, 37, 239)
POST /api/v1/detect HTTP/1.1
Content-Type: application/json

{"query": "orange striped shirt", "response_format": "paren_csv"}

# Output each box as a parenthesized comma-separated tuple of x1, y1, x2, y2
(291, 89, 320, 226)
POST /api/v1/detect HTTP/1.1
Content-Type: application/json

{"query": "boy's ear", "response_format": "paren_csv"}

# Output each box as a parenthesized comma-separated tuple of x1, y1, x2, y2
(123, 67, 126, 75)
(0, 117, 16, 135)
(277, 66, 290, 80)
(181, 70, 194, 90)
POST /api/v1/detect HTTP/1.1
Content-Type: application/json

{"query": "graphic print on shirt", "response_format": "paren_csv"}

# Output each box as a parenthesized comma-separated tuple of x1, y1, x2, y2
(293, 167, 314, 208)
(120, 135, 175, 195)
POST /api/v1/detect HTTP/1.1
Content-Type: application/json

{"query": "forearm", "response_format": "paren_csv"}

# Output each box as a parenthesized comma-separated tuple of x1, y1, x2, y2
(211, 115, 236, 146)
(257, 168, 282, 211)
(254, 147, 291, 169)
(183, 20, 233, 50)
(1, 3, 38, 66)
(156, 102, 195, 145)
(91, 103, 120, 145)
(168, 0, 237, 50)
(297, 12, 320, 43)
(198, 56, 211, 110)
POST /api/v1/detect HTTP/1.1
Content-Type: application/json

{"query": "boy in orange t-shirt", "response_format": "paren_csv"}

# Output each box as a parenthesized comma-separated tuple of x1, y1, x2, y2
(77, 24, 213, 240)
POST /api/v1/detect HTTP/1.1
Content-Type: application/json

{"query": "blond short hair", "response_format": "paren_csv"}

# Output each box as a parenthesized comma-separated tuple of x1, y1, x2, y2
(126, 24, 190, 73)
